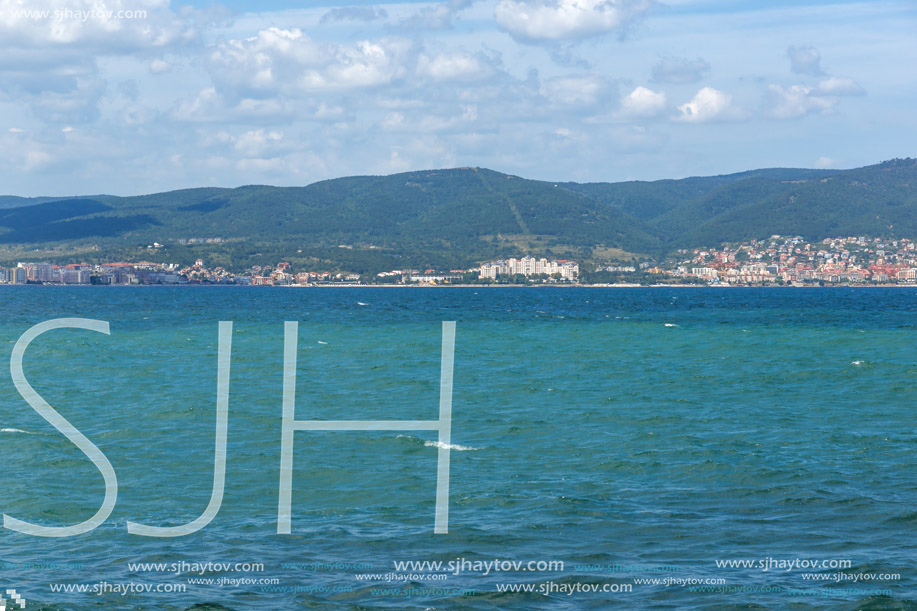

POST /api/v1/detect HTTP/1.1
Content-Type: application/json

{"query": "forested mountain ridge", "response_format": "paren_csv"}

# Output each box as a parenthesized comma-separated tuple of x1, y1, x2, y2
(0, 159, 913, 272)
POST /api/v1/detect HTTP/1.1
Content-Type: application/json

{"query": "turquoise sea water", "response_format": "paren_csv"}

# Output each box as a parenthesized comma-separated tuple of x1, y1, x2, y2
(0, 286, 916, 609)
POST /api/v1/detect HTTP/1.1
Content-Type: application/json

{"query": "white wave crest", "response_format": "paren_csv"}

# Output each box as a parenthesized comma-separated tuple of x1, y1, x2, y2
(424, 440, 480, 451)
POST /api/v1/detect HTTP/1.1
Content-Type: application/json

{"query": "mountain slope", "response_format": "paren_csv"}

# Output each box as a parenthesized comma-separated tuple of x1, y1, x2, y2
(0, 168, 664, 269)
(0, 159, 913, 271)
(558, 168, 838, 223)
(678, 159, 917, 245)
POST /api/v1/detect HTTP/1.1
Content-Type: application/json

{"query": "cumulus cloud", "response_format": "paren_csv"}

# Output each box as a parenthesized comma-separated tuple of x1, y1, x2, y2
(0, 0, 888, 197)
(171, 86, 312, 123)
(417, 52, 493, 82)
(675, 87, 738, 123)
(381, 108, 478, 133)
(494, 0, 654, 43)
(787, 45, 824, 76)
(816, 76, 864, 96)
(234, 129, 284, 156)
(0, 125, 85, 173)
(0, 51, 96, 95)
(0, 0, 204, 131)
(0, 0, 197, 50)
(28, 77, 106, 123)
(650, 56, 709, 84)
(765, 76, 863, 119)
(320, 6, 388, 24)
(150, 58, 172, 74)
(540, 73, 615, 107)
(815, 156, 837, 169)
(767, 48, 864, 119)
(122, 103, 158, 125)
(620, 86, 666, 117)
(402, 0, 474, 30)
(207, 28, 412, 97)
(765, 84, 834, 119)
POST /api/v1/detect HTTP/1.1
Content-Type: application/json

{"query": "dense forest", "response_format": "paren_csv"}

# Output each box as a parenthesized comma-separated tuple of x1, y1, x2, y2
(0, 159, 914, 273)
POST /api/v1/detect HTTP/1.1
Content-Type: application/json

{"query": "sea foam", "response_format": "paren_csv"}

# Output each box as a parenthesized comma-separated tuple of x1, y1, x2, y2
(424, 440, 480, 451)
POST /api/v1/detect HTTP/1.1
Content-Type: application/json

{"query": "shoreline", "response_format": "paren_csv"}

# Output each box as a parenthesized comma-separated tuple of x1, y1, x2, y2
(4, 282, 917, 289)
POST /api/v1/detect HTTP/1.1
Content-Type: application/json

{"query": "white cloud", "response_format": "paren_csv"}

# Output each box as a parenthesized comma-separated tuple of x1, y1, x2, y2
(320, 6, 389, 24)
(387, 147, 412, 172)
(650, 56, 709, 84)
(0, 129, 54, 171)
(494, 0, 654, 42)
(769, 46, 863, 120)
(171, 87, 298, 122)
(765, 84, 834, 119)
(122, 103, 158, 125)
(381, 105, 479, 133)
(816, 76, 864, 96)
(787, 45, 824, 76)
(815, 156, 837, 169)
(24, 150, 53, 171)
(417, 52, 490, 82)
(0, 0, 205, 133)
(0, 0, 908, 196)
(28, 76, 105, 123)
(402, 0, 474, 30)
(620, 86, 666, 117)
(382, 112, 405, 129)
(172, 87, 219, 121)
(234, 129, 284, 157)
(149, 59, 172, 74)
(207, 28, 411, 96)
(314, 103, 345, 119)
(675, 87, 737, 123)
(540, 73, 614, 107)
(0, 0, 196, 50)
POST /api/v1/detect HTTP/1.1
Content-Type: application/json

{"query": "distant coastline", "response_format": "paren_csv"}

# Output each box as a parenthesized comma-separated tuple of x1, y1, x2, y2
(4, 282, 916, 289)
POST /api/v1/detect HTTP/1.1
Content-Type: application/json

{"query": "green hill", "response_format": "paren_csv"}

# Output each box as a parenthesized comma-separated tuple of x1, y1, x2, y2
(0, 159, 914, 272)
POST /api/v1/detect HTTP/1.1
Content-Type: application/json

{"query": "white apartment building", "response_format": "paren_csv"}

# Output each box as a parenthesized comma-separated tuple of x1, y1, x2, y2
(691, 267, 719, 280)
(18, 262, 54, 282)
(479, 256, 579, 280)
(59, 269, 92, 284)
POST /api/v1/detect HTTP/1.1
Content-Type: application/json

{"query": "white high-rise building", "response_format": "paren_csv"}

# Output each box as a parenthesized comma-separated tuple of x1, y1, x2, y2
(479, 256, 578, 280)
(18, 262, 54, 282)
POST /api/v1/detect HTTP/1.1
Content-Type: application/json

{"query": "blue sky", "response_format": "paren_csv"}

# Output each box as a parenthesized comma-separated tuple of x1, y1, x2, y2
(0, 0, 913, 195)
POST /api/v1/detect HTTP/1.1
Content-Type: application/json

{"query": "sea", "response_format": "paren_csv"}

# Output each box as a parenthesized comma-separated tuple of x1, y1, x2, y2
(0, 286, 915, 610)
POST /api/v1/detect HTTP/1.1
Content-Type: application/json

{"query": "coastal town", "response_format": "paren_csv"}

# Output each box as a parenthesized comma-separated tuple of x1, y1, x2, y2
(3, 235, 917, 286)
(662, 235, 917, 285)
(0, 256, 580, 286)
